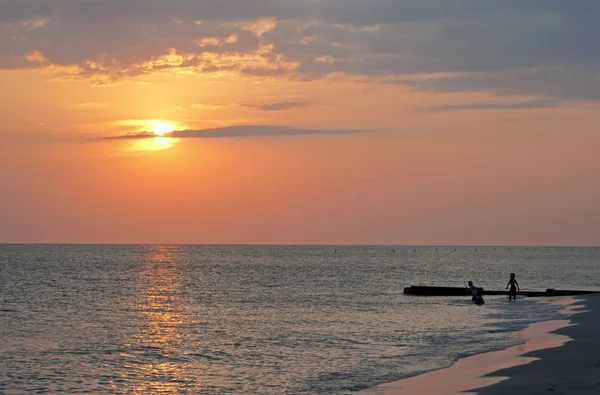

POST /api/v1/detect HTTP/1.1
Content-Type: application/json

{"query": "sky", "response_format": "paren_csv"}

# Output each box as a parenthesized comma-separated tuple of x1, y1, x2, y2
(1, 0, 599, 245)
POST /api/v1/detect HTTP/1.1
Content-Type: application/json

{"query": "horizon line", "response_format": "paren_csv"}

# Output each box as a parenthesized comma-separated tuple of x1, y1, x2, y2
(1, 243, 598, 248)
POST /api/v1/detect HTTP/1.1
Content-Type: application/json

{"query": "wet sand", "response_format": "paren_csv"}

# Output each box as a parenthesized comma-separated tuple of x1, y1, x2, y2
(362, 295, 597, 395)
(474, 294, 600, 395)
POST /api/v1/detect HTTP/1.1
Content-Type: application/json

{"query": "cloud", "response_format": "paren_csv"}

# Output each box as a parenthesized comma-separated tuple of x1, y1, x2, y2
(1, 1, 599, 100)
(428, 99, 560, 112)
(104, 125, 362, 140)
(190, 103, 229, 110)
(243, 101, 305, 111)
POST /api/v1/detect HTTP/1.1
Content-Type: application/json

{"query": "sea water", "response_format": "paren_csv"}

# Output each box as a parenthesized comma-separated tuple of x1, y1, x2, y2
(1, 245, 599, 394)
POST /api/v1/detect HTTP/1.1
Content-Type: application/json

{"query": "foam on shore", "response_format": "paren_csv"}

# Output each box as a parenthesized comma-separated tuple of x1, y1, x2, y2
(361, 295, 596, 395)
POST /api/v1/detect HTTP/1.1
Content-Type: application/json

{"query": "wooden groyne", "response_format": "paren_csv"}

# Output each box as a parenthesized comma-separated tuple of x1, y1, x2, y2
(403, 285, 600, 297)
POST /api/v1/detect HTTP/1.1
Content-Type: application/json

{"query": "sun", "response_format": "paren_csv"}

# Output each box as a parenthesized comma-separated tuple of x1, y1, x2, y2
(152, 122, 175, 136)
(119, 119, 180, 152)
(151, 121, 176, 144)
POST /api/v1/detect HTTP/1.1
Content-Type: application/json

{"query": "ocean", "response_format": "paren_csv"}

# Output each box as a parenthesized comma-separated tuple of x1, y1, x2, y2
(1, 245, 599, 394)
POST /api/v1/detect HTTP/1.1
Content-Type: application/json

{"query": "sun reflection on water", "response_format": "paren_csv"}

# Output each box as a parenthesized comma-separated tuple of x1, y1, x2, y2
(112, 246, 204, 393)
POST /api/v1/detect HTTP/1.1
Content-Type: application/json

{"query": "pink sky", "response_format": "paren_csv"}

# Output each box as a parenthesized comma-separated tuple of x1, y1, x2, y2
(1, 1, 599, 245)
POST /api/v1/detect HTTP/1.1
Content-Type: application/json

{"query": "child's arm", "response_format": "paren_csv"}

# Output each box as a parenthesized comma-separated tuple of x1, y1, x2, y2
(506, 280, 510, 289)
(515, 280, 519, 291)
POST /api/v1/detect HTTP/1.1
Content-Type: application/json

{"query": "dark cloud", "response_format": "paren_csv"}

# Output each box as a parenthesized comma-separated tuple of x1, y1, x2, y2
(397, 67, 600, 101)
(0, 0, 54, 23)
(1, 1, 599, 100)
(243, 101, 305, 111)
(105, 125, 362, 140)
(428, 99, 560, 112)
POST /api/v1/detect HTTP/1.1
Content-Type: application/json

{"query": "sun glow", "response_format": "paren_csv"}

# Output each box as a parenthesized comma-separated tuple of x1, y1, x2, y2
(151, 121, 176, 145)
(118, 119, 181, 151)
(152, 122, 176, 136)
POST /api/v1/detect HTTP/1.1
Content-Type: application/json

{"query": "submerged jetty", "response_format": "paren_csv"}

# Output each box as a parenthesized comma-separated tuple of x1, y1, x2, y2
(403, 285, 600, 298)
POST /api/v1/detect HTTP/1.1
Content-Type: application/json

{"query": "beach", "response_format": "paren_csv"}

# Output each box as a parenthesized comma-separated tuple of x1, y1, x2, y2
(2, 245, 599, 393)
(475, 294, 600, 395)
(364, 295, 600, 395)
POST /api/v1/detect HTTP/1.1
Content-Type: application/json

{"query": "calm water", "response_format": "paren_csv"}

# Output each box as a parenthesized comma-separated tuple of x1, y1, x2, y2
(1, 245, 599, 394)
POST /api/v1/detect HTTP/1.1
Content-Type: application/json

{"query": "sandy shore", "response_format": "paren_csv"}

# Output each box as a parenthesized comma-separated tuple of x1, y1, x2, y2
(361, 295, 599, 395)
(474, 294, 600, 395)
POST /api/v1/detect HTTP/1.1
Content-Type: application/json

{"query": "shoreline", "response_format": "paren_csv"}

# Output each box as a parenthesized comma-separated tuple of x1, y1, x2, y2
(474, 294, 599, 395)
(361, 295, 592, 395)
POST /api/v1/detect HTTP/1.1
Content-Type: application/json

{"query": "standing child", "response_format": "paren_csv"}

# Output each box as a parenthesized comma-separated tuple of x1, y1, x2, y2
(505, 273, 520, 301)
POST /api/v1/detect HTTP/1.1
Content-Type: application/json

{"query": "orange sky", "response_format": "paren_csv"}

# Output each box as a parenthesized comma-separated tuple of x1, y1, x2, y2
(1, 1, 599, 245)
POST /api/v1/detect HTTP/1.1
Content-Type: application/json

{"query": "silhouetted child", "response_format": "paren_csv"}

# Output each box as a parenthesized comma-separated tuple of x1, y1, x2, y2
(506, 273, 519, 301)
(468, 281, 485, 305)
(468, 281, 478, 301)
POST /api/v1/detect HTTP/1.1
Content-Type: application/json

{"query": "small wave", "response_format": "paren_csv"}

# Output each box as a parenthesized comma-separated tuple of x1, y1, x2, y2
(185, 353, 224, 361)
